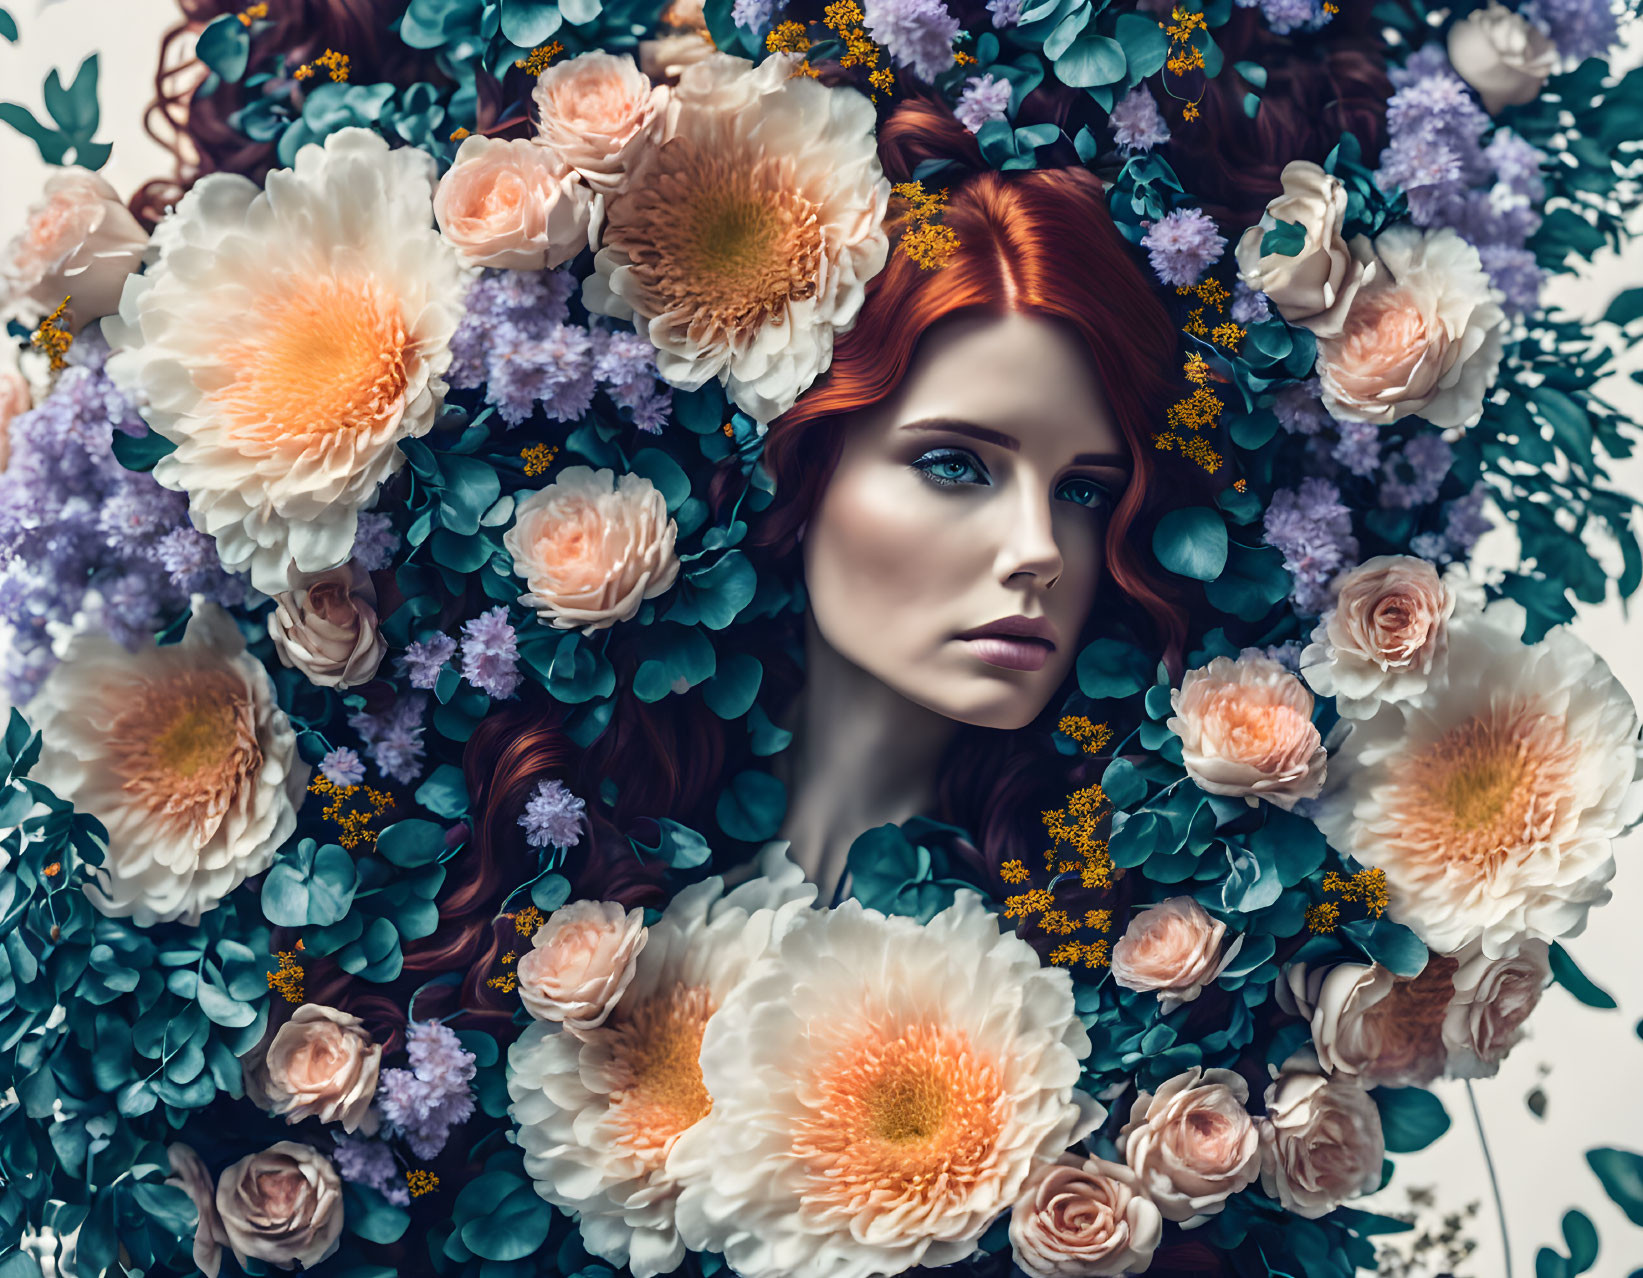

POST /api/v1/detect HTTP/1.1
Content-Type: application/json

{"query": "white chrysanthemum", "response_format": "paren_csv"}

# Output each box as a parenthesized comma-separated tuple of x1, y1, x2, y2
(506, 847, 817, 1278)
(1313, 600, 1643, 957)
(669, 893, 1103, 1278)
(583, 52, 890, 422)
(103, 129, 468, 594)
(25, 603, 308, 927)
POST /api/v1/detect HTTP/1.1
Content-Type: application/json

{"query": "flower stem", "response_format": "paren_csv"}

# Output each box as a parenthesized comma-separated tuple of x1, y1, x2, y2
(1466, 1079, 1513, 1278)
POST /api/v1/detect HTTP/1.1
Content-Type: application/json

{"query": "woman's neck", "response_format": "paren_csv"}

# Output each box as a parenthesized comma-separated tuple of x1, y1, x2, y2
(774, 616, 960, 902)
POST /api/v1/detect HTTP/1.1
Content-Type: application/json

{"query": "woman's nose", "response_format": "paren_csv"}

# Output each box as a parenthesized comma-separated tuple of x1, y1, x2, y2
(995, 487, 1065, 589)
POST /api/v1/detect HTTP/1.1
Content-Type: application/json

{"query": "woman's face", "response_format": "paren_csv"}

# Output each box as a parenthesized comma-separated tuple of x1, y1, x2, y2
(803, 311, 1131, 731)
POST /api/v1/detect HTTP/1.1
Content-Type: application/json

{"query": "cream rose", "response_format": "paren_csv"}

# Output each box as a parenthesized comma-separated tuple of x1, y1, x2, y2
(1315, 226, 1506, 430)
(1300, 556, 1481, 718)
(1168, 651, 1326, 810)
(640, 30, 717, 82)
(533, 51, 669, 195)
(215, 1141, 345, 1270)
(504, 466, 680, 632)
(517, 898, 649, 1030)
(1258, 1069, 1384, 1218)
(1448, 4, 1559, 114)
(167, 1144, 229, 1278)
(1, 167, 148, 330)
(1009, 1153, 1163, 1278)
(260, 1004, 382, 1132)
(268, 560, 387, 690)
(0, 348, 29, 473)
(1278, 959, 1457, 1089)
(1235, 161, 1368, 339)
(1110, 897, 1240, 1012)
(434, 135, 593, 270)
(1442, 939, 1551, 1078)
(1118, 1067, 1262, 1222)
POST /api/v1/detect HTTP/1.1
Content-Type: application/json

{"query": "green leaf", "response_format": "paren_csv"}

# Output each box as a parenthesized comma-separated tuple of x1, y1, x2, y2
(1604, 286, 1643, 327)
(1076, 637, 1154, 699)
(196, 979, 256, 1028)
(343, 1182, 411, 1244)
(263, 840, 359, 928)
(1562, 1209, 1599, 1274)
(110, 430, 177, 473)
(44, 55, 99, 137)
(1114, 12, 1168, 78)
(689, 550, 757, 630)
(1375, 1087, 1451, 1153)
(1260, 218, 1307, 257)
(0, 101, 69, 164)
(459, 1173, 554, 1261)
(1588, 1148, 1643, 1226)
(630, 448, 691, 511)
(716, 770, 785, 843)
(1153, 507, 1228, 581)
(416, 764, 469, 820)
(1101, 757, 1147, 808)
(1538, 1249, 1570, 1278)
(1533, 386, 1594, 466)
(196, 14, 251, 83)
(0, 10, 18, 43)
(377, 818, 447, 868)
(635, 818, 712, 869)
(702, 652, 762, 719)
(1056, 35, 1126, 88)
(499, 0, 562, 46)
(1549, 942, 1617, 1008)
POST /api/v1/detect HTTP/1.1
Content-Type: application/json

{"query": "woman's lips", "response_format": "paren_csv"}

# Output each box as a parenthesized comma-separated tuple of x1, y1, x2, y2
(961, 636, 1052, 672)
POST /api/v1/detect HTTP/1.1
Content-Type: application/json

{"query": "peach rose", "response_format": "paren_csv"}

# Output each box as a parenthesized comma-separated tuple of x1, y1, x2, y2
(1168, 651, 1326, 810)
(1300, 555, 1480, 718)
(640, 30, 718, 83)
(1009, 1153, 1163, 1278)
(532, 52, 670, 196)
(434, 135, 593, 270)
(268, 561, 387, 690)
(1448, 4, 1558, 114)
(260, 1004, 382, 1132)
(0, 350, 30, 473)
(215, 1141, 345, 1270)
(1118, 1067, 1262, 1222)
(1, 168, 148, 330)
(504, 466, 680, 632)
(1258, 1068, 1384, 1219)
(1278, 959, 1458, 1089)
(167, 1143, 229, 1278)
(1442, 939, 1551, 1078)
(517, 898, 649, 1030)
(1235, 161, 1369, 339)
(1316, 226, 1505, 430)
(1110, 897, 1240, 1012)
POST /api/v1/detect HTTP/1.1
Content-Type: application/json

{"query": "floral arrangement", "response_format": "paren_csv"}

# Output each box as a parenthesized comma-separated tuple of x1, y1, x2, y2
(2, 0, 1643, 1276)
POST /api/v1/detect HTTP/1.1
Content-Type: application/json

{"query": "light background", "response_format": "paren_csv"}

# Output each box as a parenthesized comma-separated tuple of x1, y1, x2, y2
(3, 3, 1643, 1274)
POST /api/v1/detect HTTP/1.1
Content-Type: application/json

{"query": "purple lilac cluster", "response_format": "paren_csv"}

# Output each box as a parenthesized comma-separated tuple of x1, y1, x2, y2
(348, 693, 429, 785)
(1263, 477, 1360, 614)
(400, 633, 458, 690)
(1375, 55, 1549, 315)
(731, 0, 774, 28)
(332, 1135, 410, 1206)
(1108, 87, 1171, 155)
(351, 512, 400, 573)
(1525, 0, 1620, 62)
(986, 0, 1022, 26)
(519, 778, 586, 850)
(862, 0, 960, 80)
(376, 1021, 477, 1161)
(1410, 484, 1494, 563)
(955, 74, 1012, 134)
(1141, 209, 1226, 287)
(449, 270, 672, 430)
(0, 334, 243, 702)
(1379, 434, 1455, 510)
(1235, 0, 1333, 36)
(320, 747, 367, 788)
(460, 607, 523, 700)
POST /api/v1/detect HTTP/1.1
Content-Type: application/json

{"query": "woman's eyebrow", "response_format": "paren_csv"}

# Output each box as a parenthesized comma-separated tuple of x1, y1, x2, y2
(899, 418, 1019, 451)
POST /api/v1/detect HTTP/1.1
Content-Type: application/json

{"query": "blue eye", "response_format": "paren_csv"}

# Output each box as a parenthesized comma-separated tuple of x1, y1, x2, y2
(913, 448, 989, 488)
(1056, 477, 1113, 511)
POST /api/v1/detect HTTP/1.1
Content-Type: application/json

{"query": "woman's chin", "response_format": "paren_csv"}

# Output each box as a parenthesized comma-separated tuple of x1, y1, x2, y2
(909, 671, 1059, 732)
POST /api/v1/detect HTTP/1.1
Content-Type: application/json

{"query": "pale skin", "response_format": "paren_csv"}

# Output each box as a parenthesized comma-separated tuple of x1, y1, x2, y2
(774, 310, 1132, 900)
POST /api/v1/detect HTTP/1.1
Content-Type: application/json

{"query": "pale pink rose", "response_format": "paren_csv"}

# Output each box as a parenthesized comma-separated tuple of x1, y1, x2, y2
(1118, 1067, 1262, 1222)
(504, 466, 680, 632)
(268, 560, 386, 690)
(215, 1141, 345, 1270)
(167, 1143, 229, 1278)
(1168, 651, 1326, 810)
(639, 30, 718, 83)
(1258, 1069, 1384, 1218)
(1009, 1153, 1163, 1278)
(1278, 958, 1458, 1089)
(1448, 4, 1558, 114)
(532, 51, 669, 196)
(1301, 555, 1479, 718)
(0, 354, 29, 473)
(517, 898, 649, 1030)
(260, 1004, 382, 1132)
(1315, 226, 1505, 430)
(1, 168, 148, 329)
(1110, 897, 1240, 1012)
(1442, 939, 1551, 1078)
(434, 135, 593, 270)
(1235, 161, 1368, 339)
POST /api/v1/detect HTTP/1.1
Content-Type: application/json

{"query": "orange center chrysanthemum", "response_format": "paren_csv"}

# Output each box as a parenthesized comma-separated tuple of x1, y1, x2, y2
(215, 273, 410, 451)
(609, 136, 823, 348)
(793, 1020, 1005, 1227)
(108, 666, 261, 847)
(1382, 702, 1580, 877)
(604, 982, 716, 1170)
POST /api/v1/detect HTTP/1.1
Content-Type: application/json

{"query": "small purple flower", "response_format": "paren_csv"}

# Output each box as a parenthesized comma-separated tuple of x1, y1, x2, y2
(519, 778, 586, 850)
(1141, 208, 1226, 287)
(592, 327, 673, 432)
(1230, 281, 1272, 326)
(1379, 434, 1454, 510)
(351, 512, 399, 573)
(1272, 379, 1332, 436)
(1390, 43, 1455, 90)
(732, 0, 774, 27)
(1525, 0, 1619, 61)
(1108, 86, 1171, 154)
(461, 606, 523, 700)
(987, 0, 1022, 26)
(1263, 477, 1359, 614)
(863, 0, 960, 81)
(332, 1135, 410, 1207)
(348, 694, 428, 786)
(376, 1021, 478, 1162)
(955, 73, 1012, 134)
(1259, 0, 1329, 34)
(405, 1021, 478, 1093)
(400, 633, 458, 691)
(321, 747, 367, 788)
(1263, 640, 1305, 672)
(1479, 243, 1544, 317)
(1440, 484, 1494, 560)
(1332, 419, 1382, 478)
